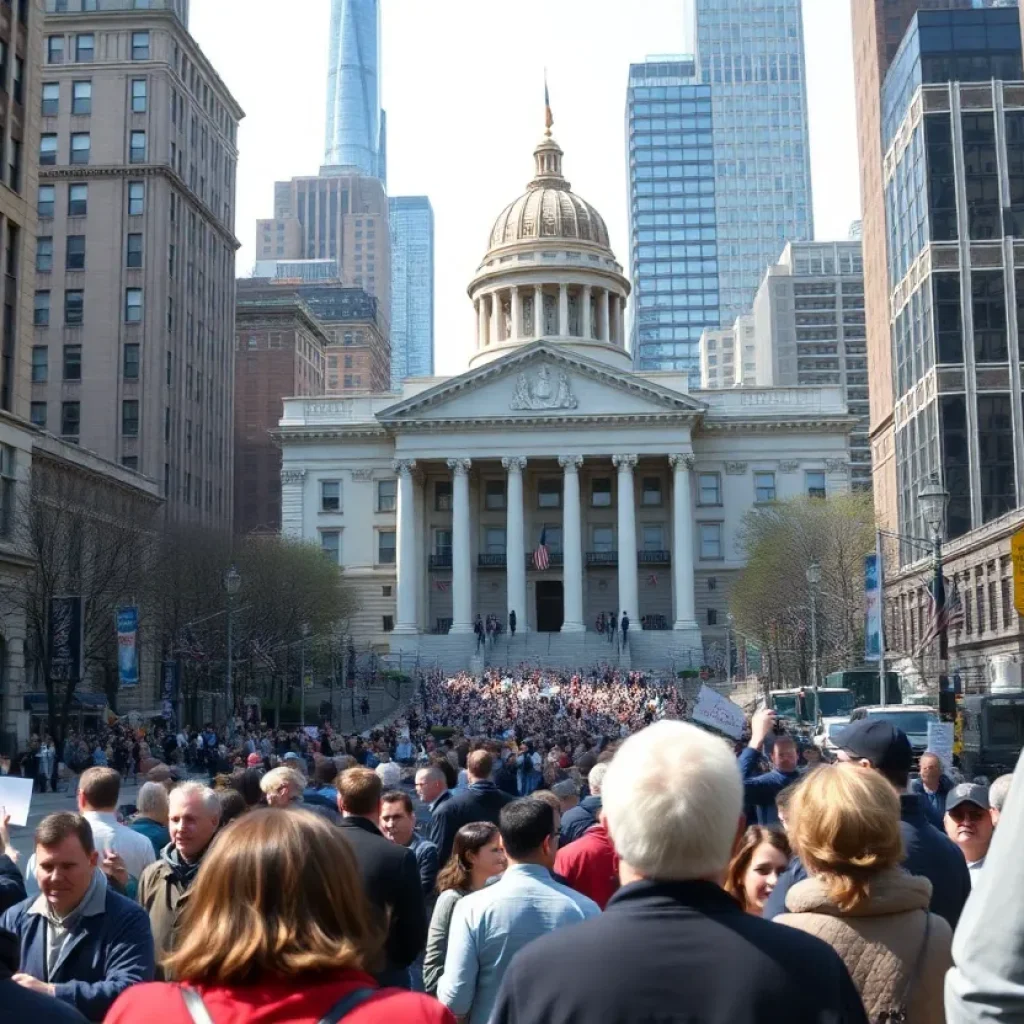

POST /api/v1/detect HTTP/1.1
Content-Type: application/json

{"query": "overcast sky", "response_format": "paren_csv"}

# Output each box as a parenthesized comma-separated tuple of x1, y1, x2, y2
(190, 0, 859, 375)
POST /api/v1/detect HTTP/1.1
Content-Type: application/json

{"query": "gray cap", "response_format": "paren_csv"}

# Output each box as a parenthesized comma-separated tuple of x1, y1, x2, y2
(283, 752, 302, 763)
(946, 782, 990, 813)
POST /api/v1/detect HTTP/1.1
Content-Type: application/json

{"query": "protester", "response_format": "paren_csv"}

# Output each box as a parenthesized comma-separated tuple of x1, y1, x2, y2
(724, 825, 790, 916)
(375, 753, 402, 790)
(943, 784, 994, 884)
(229, 767, 265, 808)
(0, 811, 25, 913)
(911, 752, 954, 829)
(137, 783, 222, 969)
(550, 778, 579, 814)
(305, 758, 341, 802)
(423, 822, 506, 997)
(105, 809, 455, 1023)
(415, 764, 450, 816)
(259, 766, 306, 807)
(130, 782, 171, 856)
(0, 812, 154, 1021)
(0, 924, 89, 1023)
(559, 762, 607, 845)
(553, 808, 619, 909)
(490, 720, 867, 1024)
(335, 768, 427, 988)
(987, 771, 1013, 826)
(738, 709, 802, 826)
(381, 790, 439, 903)
(437, 798, 600, 1023)
(776, 764, 953, 1022)
(216, 788, 248, 826)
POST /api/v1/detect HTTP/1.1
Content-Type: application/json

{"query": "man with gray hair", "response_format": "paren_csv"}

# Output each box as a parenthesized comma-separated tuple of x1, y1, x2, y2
(491, 720, 868, 1024)
(988, 772, 1013, 826)
(130, 782, 170, 856)
(558, 762, 607, 846)
(550, 779, 579, 815)
(137, 782, 221, 969)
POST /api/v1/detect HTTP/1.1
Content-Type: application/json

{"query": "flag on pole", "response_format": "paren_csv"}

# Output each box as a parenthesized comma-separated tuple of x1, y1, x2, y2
(544, 72, 553, 136)
(914, 575, 964, 658)
(533, 526, 550, 571)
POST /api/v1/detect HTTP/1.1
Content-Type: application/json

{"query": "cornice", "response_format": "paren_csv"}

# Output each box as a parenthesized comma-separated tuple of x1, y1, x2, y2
(270, 425, 388, 445)
(383, 411, 701, 432)
(698, 415, 858, 435)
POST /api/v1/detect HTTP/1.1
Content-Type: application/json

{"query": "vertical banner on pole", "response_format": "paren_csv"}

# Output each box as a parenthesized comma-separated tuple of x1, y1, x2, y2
(864, 554, 881, 662)
(160, 660, 180, 723)
(116, 606, 140, 688)
(48, 596, 83, 684)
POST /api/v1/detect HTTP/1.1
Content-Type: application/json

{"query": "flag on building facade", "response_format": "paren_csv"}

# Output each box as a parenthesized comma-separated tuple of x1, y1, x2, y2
(533, 526, 550, 571)
(915, 575, 965, 658)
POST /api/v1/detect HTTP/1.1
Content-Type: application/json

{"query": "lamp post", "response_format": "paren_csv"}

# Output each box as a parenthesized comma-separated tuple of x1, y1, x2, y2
(223, 565, 241, 734)
(299, 622, 311, 727)
(726, 612, 734, 688)
(918, 474, 951, 700)
(806, 561, 821, 721)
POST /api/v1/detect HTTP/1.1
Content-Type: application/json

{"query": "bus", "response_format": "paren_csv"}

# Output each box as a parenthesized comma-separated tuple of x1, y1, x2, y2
(823, 670, 902, 708)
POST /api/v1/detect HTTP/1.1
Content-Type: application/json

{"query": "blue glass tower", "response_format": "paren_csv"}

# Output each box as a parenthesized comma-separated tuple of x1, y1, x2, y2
(324, 0, 385, 181)
(389, 196, 435, 386)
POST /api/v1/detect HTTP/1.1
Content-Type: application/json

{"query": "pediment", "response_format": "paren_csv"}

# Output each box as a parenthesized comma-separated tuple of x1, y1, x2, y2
(377, 343, 704, 426)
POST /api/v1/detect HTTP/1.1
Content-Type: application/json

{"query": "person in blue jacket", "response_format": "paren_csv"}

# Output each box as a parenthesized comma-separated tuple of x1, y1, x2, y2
(737, 709, 802, 826)
(909, 751, 955, 829)
(0, 811, 155, 1022)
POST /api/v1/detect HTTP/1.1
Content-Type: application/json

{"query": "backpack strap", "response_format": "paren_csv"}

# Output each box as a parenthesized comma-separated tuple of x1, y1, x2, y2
(179, 987, 216, 1024)
(318, 987, 377, 1023)
(897, 911, 932, 1008)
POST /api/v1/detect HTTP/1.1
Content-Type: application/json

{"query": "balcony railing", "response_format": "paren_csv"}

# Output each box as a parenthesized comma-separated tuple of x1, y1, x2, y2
(527, 551, 563, 568)
(478, 553, 506, 568)
(586, 551, 618, 566)
(638, 550, 671, 564)
(428, 552, 452, 569)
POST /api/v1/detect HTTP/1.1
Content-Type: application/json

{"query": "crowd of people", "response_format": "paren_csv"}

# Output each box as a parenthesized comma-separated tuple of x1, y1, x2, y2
(0, 664, 1020, 1023)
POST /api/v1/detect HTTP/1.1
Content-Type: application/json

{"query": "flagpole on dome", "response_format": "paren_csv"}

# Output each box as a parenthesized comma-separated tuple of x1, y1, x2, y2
(544, 69, 554, 137)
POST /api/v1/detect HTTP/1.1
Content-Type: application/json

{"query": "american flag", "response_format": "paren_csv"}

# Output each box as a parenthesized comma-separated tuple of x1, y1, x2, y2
(533, 527, 550, 571)
(647, 573, 658, 587)
(915, 575, 965, 658)
(433, 580, 450, 592)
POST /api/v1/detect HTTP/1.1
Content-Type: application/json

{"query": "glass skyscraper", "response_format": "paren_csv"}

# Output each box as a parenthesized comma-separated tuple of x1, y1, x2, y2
(324, 0, 385, 181)
(389, 196, 435, 386)
(626, 58, 720, 375)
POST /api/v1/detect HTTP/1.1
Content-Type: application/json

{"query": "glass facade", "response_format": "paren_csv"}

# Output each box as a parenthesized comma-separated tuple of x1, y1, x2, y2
(695, 0, 813, 324)
(324, 0, 385, 181)
(626, 60, 720, 376)
(389, 196, 435, 386)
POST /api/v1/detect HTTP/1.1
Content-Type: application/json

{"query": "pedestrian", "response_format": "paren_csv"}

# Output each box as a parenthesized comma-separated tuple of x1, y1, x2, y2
(943, 783, 994, 884)
(474, 615, 484, 652)
(553, 808, 619, 909)
(988, 771, 1014, 825)
(724, 825, 790, 917)
(0, 812, 155, 1021)
(607, 611, 616, 645)
(738, 710, 803, 826)
(381, 790, 439, 905)
(415, 764, 451, 818)
(620, 611, 629, 645)
(130, 782, 170, 856)
(0, 812, 25, 914)
(910, 752, 954, 829)
(0, 923, 88, 1022)
(490, 720, 867, 1024)
(259, 766, 307, 808)
(423, 822, 506, 996)
(104, 809, 455, 1024)
(437, 799, 600, 1023)
(137, 783, 222, 970)
(508, 609, 516, 637)
(775, 764, 953, 1022)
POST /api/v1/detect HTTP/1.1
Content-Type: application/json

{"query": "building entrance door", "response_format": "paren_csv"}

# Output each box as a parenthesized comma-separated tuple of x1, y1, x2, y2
(536, 581, 564, 632)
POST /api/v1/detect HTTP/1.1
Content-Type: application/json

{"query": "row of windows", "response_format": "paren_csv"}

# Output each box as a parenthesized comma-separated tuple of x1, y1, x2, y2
(38, 181, 145, 219)
(36, 233, 143, 273)
(40, 128, 147, 165)
(31, 341, 140, 385)
(42, 77, 147, 116)
(26, 397, 136, 438)
(34, 287, 143, 326)
(46, 30, 149, 64)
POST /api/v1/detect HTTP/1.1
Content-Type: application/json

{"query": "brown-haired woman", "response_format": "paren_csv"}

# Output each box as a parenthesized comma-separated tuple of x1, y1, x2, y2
(422, 822, 506, 995)
(775, 764, 953, 1023)
(724, 825, 791, 916)
(104, 808, 455, 1024)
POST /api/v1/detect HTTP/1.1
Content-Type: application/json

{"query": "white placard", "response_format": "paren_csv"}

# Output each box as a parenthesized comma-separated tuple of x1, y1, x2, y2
(926, 722, 954, 772)
(303, 726, 319, 740)
(0, 776, 34, 827)
(691, 685, 747, 740)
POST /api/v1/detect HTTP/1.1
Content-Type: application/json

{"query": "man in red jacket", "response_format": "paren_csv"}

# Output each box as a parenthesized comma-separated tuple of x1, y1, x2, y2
(553, 815, 619, 909)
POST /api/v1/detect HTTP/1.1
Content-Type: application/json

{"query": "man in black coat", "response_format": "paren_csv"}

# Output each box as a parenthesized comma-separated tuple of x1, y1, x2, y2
(558, 761, 608, 846)
(336, 767, 427, 988)
(492, 720, 867, 1024)
(429, 750, 514, 866)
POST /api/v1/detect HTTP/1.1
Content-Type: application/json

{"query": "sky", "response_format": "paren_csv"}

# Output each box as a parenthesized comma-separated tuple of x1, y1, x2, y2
(190, 0, 860, 376)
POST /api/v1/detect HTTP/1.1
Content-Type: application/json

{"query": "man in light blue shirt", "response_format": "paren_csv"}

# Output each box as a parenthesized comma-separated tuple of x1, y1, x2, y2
(437, 798, 600, 1024)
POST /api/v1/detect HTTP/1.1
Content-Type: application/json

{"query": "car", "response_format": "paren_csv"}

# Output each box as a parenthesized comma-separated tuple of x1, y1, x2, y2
(814, 716, 851, 752)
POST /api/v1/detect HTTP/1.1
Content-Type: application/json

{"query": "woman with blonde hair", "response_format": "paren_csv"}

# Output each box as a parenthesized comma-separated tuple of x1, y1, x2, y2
(775, 764, 952, 1022)
(104, 808, 454, 1023)
(724, 825, 791, 916)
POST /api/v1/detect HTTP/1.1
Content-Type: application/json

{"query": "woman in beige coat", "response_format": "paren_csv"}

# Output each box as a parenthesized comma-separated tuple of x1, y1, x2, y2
(775, 764, 953, 1023)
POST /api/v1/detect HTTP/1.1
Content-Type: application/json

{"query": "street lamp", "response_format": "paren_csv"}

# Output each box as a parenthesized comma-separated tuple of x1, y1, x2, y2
(726, 612, 735, 688)
(299, 622, 311, 728)
(223, 565, 241, 734)
(919, 474, 951, 665)
(806, 561, 821, 720)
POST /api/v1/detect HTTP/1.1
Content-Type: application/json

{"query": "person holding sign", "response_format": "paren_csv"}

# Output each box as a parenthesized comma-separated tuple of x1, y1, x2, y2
(737, 709, 802, 827)
(0, 809, 26, 914)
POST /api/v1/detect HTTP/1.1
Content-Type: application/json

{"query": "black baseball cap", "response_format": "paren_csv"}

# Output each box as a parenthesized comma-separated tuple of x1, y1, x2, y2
(835, 719, 913, 775)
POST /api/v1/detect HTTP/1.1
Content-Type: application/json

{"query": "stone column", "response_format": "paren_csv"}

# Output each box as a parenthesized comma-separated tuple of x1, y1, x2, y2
(559, 455, 585, 632)
(613, 455, 641, 632)
(447, 458, 473, 633)
(534, 285, 544, 337)
(393, 459, 418, 634)
(477, 296, 488, 347)
(599, 289, 610, 342)
(491, 292, 502, 346)
(510, 285, 520, 340)
(618, 296, 626, 345)
(669, 454, 698, 630)
(582, 284, 593, 339)
(502, 457, 528, 634)
(558, 284, 569, 337)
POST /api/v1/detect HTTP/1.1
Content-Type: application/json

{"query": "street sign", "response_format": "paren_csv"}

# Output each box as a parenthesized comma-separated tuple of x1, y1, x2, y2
(1012, 529, 1024, 616)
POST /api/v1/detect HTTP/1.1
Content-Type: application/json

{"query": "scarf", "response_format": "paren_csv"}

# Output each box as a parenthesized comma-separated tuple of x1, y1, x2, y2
(161, 843, 205, 888)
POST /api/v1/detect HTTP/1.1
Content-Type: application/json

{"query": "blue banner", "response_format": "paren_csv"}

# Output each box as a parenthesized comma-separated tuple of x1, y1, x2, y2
(49, 596, 83, 684)
(864, 554, 881, 662)
(117, 606, 139, 688)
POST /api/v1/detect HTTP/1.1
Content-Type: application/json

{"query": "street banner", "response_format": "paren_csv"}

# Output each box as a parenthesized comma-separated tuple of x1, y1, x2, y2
(691, 684, 747, 740)
(48, 596, 82, 683)
(927, 721, 954, 771)
(116, 606, 139, 688)
(1012, 529, 1024, 616)
(864, 553, 882, 662)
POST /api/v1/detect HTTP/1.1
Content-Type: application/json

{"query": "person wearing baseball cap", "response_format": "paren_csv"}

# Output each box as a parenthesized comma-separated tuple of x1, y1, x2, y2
(943, 783, 994, 884)
(764, 717, 971, 929)
(246, 752, 263, 769)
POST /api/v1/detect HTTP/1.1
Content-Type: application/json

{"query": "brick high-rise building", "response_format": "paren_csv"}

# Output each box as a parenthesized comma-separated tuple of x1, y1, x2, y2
(31, 0, 242, 527)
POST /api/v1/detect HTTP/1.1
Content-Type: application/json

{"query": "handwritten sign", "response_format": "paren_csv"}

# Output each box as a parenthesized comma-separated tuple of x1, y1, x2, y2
(0, 776, 34, 827)
(926, 721, 954, 772)
(691, 685, 747, 740)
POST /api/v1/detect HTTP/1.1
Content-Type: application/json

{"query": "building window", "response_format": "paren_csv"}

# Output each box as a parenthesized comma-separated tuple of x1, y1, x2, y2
(378, 529, 396, 564)
(41, 82, 59, 116)
(38, 185, 55, 218)
(36, 237, 53, 272)
(30, 402, 47, 427)
(485, 479, 506, 511)
(484, 527, 506, 554)
(121, 400, 139, 436)
(538, 478, 561, 508)
(382, 614, 394, 632)
(707, 577, 717, 591)
(642, 525, 664, 550)
(122, 456, 138, 471)
(376, 478, 396, 512)
(33, 291, 50, 326)
(434, 480, 452, 511)
(71, 80, 91, 115)
(699, 522, 723, 560)
(806, 470, 826, 500)
(75, 34, 94, 62)
(0, 446, 13, 537)
(592, 525, 615, 553)
(124, 288, 142, 322)
(707, 608, 718, 626)
(39, 134, 57, 165)
(129, 130, 146, 163)
(70, 132, 90, 164)
(31, 346, 47, 382)
(641, 476, 662, 505)
(126, 233, 143, 268)
(62, 344, 81, 381)
(754, 471, 776, 503)
(320, 480, 341, 512)
(123, 343, 139, 379)
(64, 290, 83, 325)
(46, 36, 64, 64)
(65, 234, 85, 270)
(68, 183, 87, 216)
(131, 31, 150, 60)
(61, 401, 80, 437)
(9, 139, 22, 193)
(591, 477, 613, 507)
(698, 472, 721, 505)
(131, 78, 147, 112)
(128, 181, 144, 215)
(434, 529, 452, 558)
(382, 585, 392, 597)
(320, 530, 340, 563)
